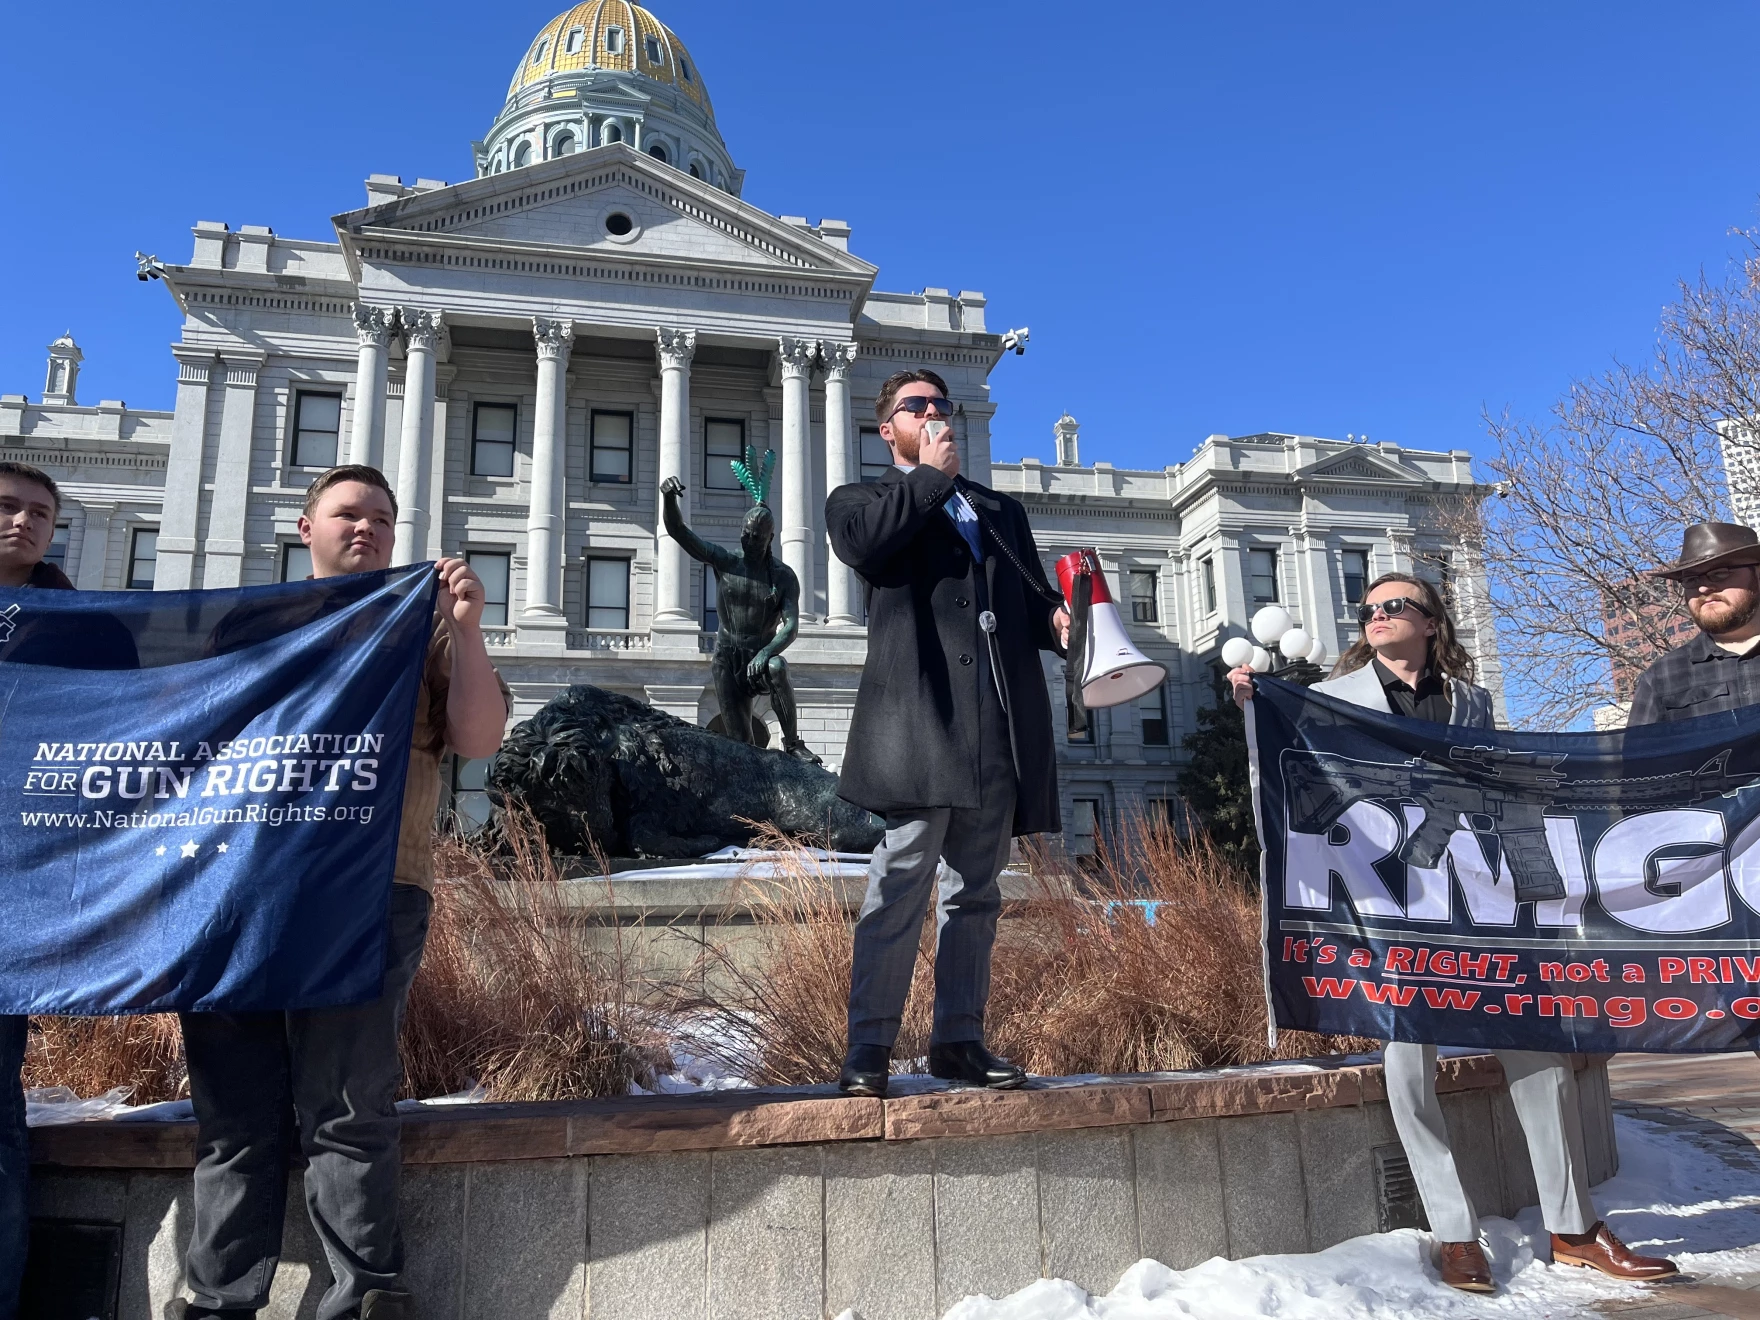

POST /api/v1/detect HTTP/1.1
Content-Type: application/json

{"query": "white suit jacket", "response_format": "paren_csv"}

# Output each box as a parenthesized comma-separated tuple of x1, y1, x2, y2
(1311, 663, 1496, 731)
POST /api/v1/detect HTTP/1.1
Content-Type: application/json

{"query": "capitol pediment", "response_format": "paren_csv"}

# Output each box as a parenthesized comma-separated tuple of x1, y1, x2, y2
(334, 145, 875, 279)
(1296, 446, 1420, 484)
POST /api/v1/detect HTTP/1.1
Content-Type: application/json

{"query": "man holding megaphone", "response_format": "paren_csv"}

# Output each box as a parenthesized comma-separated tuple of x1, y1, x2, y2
(827, 369, 1069, 1097)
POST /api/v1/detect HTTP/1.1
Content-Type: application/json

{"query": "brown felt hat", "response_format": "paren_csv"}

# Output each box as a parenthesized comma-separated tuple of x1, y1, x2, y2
(1648, 521, 1760, 580)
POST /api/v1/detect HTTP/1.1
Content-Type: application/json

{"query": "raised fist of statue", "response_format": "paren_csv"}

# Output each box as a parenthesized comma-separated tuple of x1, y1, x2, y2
(660, 476, 685, 498)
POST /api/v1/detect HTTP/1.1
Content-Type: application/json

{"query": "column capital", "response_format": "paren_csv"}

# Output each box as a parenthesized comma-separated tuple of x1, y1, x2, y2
(820, 340, 858, 380)
(777, 336, 819, 381)
(399, 308, 445, 353)
(656, 326, 697, 370)
(353, 303, 397, 348)
(533, 316, 576, 363)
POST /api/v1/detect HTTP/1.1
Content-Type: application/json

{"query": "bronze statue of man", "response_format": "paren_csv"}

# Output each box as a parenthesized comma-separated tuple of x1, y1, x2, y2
(661, 455, 820, 763)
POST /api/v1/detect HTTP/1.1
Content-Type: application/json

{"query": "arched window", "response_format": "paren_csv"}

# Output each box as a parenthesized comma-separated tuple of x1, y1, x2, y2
(602, 122, 623, 145)
(513, 140, 532, 168)
(688, 162, 701, 179)
(647, 143, 668, 164)
(553, 131, 576, 157)
(564, 27, 585, 54)
(492, 153, 505, 174)
(605, 26, 625, 55)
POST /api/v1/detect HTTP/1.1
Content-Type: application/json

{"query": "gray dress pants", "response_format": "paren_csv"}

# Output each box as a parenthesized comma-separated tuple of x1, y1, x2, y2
(1384, 1041, 1594, 1242)
(846, 643, 1016, 1050)
(179, 884, 431, 1320)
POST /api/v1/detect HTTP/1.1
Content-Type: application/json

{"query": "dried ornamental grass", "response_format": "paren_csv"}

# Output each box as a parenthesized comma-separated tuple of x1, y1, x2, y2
(401, 812, 671, 1101)
(23, 1014, 186, 1105)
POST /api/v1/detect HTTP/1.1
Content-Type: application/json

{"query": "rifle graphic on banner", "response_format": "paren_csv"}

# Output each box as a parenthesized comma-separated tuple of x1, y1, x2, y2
(1248, 676, 1760, 1054)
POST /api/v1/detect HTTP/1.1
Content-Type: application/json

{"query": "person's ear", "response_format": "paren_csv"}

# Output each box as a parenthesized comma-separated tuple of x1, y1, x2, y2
(297, 514, 314, 548)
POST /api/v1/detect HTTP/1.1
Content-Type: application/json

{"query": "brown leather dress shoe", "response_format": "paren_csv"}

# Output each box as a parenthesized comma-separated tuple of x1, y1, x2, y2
(1436, 1239, 1495, 1293)
(1551, 1223, 1679, 1280)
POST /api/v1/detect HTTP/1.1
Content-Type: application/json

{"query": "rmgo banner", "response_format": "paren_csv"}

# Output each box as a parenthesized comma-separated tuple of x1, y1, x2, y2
(0, 565, 436, 1015)
(1248, 676, 1760, 1053)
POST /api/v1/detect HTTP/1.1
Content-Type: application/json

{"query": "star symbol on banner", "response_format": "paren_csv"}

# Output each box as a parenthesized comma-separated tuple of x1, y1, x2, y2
(216, 842, 229, 854)
(155, 845, 166, 857)
(179, 840, 199, 859)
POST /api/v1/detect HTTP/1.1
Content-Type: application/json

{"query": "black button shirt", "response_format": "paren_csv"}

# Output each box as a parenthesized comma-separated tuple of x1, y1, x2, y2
(1373, 658, 1453, 723)
(1628, 630, 1760, 725)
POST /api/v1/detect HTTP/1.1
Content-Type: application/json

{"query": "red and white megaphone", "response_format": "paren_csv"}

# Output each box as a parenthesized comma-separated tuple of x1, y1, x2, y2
(1054, 548, 1167, 708)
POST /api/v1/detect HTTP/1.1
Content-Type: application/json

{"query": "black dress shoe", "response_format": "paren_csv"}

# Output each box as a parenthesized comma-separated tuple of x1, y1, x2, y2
(927, 1040, 1027, 1089)
(839, 1044, 891, 1096)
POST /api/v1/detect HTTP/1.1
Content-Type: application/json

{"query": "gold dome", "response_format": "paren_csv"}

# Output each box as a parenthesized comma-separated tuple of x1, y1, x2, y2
(509, 2, 713, 119)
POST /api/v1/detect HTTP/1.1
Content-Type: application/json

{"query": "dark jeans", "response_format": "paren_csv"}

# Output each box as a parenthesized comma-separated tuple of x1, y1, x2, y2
(179, 885, 430, 1320)
(0, 1015, 25, 1320)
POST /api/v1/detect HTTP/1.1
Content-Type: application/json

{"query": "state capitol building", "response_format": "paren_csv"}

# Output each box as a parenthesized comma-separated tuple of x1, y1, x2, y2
(0, 2, 1498, 852)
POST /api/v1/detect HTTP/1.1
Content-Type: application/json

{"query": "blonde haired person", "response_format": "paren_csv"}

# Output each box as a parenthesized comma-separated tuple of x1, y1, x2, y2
(1229, 572, 1674, 1294)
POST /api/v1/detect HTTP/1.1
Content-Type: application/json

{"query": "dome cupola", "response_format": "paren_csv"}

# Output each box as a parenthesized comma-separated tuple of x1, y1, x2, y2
(475, 2, 741, 194)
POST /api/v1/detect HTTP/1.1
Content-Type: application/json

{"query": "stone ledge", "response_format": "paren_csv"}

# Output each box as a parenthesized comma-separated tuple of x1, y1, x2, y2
(29, 1054, 1518, 1169)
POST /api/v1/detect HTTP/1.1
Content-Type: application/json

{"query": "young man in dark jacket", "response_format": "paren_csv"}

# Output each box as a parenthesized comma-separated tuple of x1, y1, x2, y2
(0, 461, 76, 1320)
(826, 370, 1068, 1097)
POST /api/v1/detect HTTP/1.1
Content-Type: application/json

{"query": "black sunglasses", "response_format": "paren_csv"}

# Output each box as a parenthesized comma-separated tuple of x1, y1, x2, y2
(1356, 596, 1434, 625)
(887, 395, 955, 420)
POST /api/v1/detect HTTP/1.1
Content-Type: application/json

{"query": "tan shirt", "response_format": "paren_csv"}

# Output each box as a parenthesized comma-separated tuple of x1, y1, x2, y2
(394, 618, 510, 889)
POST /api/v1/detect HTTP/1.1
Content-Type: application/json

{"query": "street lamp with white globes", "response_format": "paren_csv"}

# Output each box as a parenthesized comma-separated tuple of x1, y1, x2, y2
(1219, 606, 1329, 677)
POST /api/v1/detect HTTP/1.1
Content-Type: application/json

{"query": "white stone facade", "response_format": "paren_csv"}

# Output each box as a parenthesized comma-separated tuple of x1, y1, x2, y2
(2, 4, 1497, 850)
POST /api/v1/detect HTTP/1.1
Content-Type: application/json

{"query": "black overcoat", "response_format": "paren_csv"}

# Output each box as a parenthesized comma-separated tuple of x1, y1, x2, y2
(826, 465, 1063, 836)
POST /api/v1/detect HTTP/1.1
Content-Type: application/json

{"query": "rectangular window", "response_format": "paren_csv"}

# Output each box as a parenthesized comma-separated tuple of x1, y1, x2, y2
(1249, 548, 1279, 604)
(126, 528, 157, 590)
(450, 755, 492, 833)
(280, 543, 312, 583)
(1342, 548, 1369, 605)
(471, 402, 516, 478)
(1146, 797, 1179, 831)
(1129, 570, 1159, 623)
(702, 568, 718, 634)
(44, 523, 69, 572)
(1139, 683, 1169, 746)
(704, 418, 745, 490)
(467, 551, 511, 628)
(859, 428, 891, 482)
(1200, 556, 1216, 615)
(591, 411, 633, 484)
(1071, 799, 1101, 857)
(1419, 551, 1454, 602)
(292, 392, 342, 469)
(585, 556, 630, 630)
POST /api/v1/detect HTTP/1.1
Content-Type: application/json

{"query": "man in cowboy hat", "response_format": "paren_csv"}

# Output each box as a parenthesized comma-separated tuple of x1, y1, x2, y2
(1629, 522, 1760, 725)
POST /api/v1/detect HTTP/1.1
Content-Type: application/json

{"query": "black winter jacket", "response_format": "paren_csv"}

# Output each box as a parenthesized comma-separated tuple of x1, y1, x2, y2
(826, 465, 1063, 836)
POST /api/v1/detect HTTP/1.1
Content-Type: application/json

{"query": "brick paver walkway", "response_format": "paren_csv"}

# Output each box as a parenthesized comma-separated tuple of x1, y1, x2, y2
(1584, 1054, 1760, 1318)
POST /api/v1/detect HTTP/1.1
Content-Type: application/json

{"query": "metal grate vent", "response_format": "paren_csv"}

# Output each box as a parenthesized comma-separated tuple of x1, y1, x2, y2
(1373, 1143, 1430, 1233)
(22, 1219, 122, 1320)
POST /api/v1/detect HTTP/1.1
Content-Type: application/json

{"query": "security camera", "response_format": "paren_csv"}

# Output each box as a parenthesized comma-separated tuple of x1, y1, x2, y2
(135, 252, 166, 282)
(1000, 327, 1029, 355)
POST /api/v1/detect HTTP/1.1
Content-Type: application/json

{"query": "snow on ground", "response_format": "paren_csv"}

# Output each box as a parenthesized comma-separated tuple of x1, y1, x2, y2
(929, 1111, 1760, 1320)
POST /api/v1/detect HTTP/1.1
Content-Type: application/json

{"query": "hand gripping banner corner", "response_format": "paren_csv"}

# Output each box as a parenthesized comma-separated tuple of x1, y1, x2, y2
(0, 564, 438, 1015)
(1248, 676, 1760, 1053)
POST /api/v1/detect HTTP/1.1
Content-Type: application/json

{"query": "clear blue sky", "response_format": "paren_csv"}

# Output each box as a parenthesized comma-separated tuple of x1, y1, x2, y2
(3, 1, 1756, 473)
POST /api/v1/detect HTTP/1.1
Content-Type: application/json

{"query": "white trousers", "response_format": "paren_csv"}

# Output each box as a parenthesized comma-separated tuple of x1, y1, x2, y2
(1383, 1042, 1595, 1241)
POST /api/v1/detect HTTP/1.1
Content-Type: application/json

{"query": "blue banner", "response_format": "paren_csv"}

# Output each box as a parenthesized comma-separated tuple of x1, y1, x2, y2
(1249, 676, 1760, 1052)
(0, 565, 437, 1014)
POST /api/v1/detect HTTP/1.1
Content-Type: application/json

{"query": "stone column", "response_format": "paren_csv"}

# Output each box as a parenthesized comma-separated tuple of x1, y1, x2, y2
(654, 327, 697, 628)
(74, 502, 117, 590)
(820, 341, 861, 626)
(203, 348, 267, 588)
(777, 336, 818, 613)
(393, 309, 443, 565)
(523, 318, 574, 628)
(156, 348, 215, 590)
(348, 304, 396, 467)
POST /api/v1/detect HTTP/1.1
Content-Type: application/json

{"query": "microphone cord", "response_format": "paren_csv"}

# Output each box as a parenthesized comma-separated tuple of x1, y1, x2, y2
(951, 478, 1066, 607)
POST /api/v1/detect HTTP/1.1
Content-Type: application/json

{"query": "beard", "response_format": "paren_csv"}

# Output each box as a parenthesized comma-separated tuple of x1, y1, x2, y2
(891, 428, 919, 465)
(1690, 591, 1760, 636)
